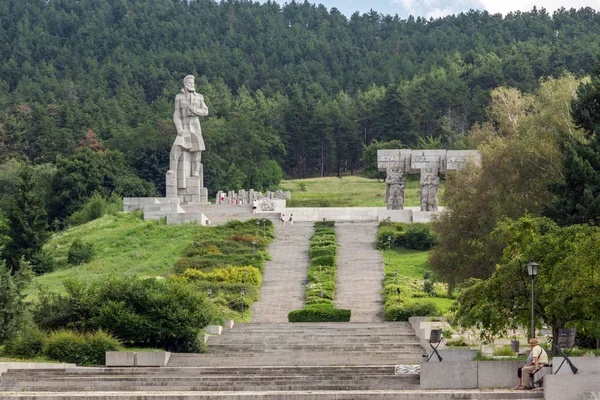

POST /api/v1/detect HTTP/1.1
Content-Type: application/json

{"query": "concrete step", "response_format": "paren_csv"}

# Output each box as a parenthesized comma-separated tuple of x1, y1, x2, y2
(0, 390, 545, 399)
(334, 223, 384, 322)
(251, 223, 314, 323)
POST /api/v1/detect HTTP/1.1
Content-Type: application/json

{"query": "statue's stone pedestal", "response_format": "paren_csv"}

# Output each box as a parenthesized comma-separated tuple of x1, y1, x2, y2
(166, 168, 209, 205)
(378, 209, 413, 223)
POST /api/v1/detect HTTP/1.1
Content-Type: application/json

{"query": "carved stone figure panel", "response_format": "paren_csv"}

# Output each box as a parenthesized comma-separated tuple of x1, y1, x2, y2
(420, 164, 440, 211)
(385, 167, 406, 210)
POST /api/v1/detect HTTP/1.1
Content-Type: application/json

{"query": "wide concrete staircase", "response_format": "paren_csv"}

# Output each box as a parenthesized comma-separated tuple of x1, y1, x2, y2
(0, 218, 543, 399)
(334, 222, 384, 321)
(168, 322, 424, 367)
(251, 222, 313, 323)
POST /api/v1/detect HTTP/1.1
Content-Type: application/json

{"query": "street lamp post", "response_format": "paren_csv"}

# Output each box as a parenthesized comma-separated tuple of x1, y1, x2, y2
(262, 219, 266, 238)
(252, 241, 256, 257)
(207, 288, 212, 297)
(387, 236, 392, 266)
(241, 289, 246, 319)
(256, 220, 259, 237)
(527, 261, 539, 339)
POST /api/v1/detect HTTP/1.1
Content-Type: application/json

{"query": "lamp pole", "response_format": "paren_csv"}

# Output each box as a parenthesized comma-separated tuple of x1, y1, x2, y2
(256, 220, 259, 237)
(241, 289, 246, 319)
(262, 219, 266, 238)
(207, 288, 212, 297)
(252, 241, 256, 257)
(527, 261, 539, 339)
(387, 236, 392, 266)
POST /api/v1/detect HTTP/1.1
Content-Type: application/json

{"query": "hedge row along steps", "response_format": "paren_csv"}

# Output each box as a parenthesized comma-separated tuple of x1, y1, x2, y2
(288, 221, 351, 322)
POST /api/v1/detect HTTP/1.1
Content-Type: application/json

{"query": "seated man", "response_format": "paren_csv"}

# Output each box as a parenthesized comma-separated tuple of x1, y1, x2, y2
(514, 338, 548, 390)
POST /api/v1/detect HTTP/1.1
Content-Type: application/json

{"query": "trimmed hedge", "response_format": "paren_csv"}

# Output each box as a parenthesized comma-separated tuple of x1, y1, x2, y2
(43, 329, 122, 366)
(383, 301, 439, 321)
(314, 221, 336, 228)
(288, 304, 351, 322)
(376, 223, 438, 251)
(289, 221, 352, 322)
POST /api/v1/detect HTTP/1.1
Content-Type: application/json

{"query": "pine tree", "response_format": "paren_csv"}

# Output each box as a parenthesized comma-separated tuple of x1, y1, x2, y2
(2, 165, 50, 271)
(545, 61, 600, 225)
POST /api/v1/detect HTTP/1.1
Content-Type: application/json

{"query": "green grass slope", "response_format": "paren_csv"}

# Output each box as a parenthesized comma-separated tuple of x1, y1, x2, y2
(33, 212, 200, 297)
(384, 248, 454, 314)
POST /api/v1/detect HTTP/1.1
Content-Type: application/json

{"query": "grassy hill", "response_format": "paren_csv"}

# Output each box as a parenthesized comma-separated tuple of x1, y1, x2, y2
(32, 212, 201, 298)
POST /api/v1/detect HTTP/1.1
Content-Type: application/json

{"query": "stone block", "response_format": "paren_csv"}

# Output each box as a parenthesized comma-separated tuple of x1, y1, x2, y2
(477, 361, 523, 388)
(420, 361, 478, 389)
(206, 325, 223, 335)
(224, 320, 235, 329)
(412, 210, 437, 223)
(553, 356, 600, 375)
(136, 352, 171, 367)
(105, 352, 135, 367)
(379, 209, 413, 223)
(545, 374, 600, 400)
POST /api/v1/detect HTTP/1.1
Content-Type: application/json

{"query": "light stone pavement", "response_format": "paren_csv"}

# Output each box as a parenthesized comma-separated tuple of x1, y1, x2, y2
(250, 222, 313, 323)
(334, 223, 384, 322)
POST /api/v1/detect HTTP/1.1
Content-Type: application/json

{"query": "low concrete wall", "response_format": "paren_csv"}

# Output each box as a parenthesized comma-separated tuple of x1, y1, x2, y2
(105, 352, 170, 367)
(420, 361, 478, 389)
(545, 374, 600, 400)
(285, 207, 380, 222)
(553, 356, 600, 375)
(0, 362, 76, 376)
(420, 360, 523, 389)
(477, 361, 522, 389)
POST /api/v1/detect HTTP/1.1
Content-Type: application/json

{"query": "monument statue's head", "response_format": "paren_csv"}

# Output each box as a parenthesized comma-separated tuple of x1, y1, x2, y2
(183, 75, 195, 92)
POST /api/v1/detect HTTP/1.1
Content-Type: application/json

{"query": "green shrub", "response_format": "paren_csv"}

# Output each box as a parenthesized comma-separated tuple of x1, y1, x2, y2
(67, 238, 95, 265)
(83, 330, 122, 365)
(314, 221, 335, 228)
(43, 330, 87, 364)
(309, 245, 336, 258)
(310, 255, 336, 267)
(288, 304, 350, 322)
(42, 329, 121, 366)
(383, 301, 439, 321)
(66, 193, 123, 227)
(30, 249, 56, 275)
(34, 277, 216, 353)
(403, 224, 438, 250)
(376, 226, 404, 249)
(4, 329, 47, 358)
(182, 266, 262, 287)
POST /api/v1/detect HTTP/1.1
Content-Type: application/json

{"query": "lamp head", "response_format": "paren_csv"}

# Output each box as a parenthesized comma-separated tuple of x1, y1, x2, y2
(527, 261, 539, 277)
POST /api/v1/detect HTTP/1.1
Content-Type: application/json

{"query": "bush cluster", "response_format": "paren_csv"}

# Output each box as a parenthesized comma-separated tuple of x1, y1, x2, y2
(67, 238, 96, 265)
(182, 266, 262, 287)
(33, 277, 215, 353)
(66, 193, 123, 227)
(377, 223, 438, 251)
(288, 304, 351, 322)
(4, 329, 121, 366)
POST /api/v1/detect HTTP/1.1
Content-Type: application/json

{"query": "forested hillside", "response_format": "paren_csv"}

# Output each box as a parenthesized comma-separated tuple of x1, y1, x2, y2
(1, 0, 600, 201)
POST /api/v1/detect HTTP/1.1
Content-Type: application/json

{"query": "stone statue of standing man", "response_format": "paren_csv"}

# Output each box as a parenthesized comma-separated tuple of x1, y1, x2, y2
(166, 75, 209, 204)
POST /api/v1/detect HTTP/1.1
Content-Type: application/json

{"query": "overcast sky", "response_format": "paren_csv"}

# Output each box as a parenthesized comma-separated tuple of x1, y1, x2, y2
(263, 0, 600, 19)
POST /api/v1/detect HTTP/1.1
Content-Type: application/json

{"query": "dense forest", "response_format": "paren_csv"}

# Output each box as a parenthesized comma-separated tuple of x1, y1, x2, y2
(1, 0, 600, 213)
